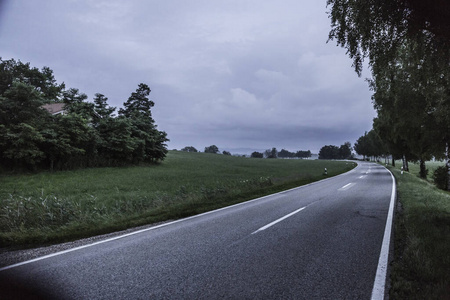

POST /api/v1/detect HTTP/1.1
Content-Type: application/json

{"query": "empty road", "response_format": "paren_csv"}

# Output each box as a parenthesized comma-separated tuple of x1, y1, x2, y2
(0, 161, 395, 299)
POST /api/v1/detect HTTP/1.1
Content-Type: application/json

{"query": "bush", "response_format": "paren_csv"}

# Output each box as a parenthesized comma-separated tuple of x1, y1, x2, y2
(433, 165, 449, 190)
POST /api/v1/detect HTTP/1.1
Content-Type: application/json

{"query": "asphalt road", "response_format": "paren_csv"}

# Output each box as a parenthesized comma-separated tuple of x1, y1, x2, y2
(0, 161, 395, 299)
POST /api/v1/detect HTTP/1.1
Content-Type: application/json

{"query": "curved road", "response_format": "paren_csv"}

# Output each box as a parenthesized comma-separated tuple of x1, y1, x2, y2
(0, 161, 395, 299)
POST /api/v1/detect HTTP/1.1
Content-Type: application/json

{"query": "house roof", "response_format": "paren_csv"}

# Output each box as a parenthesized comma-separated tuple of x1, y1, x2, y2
(41, 103, 66, 115)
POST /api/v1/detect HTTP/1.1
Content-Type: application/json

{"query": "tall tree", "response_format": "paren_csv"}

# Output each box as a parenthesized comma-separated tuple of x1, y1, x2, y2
(0, 82, 48, 169)
(93, 93, 115, 120)
(119, 83, 168, 163)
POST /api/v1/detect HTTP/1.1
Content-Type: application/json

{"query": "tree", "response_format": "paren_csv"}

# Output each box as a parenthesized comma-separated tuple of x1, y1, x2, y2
(119, 83, 154, 118)
(264, 148, 278, 159)
(251, 151, 264, 158)
(327, 0, 450, 182)
(278, 149, 294, 158)
(318, 145, 340, 160)
(327, 0, 450, 76)
(93, 93, 115, 121)
(181, 146, 198, 152)
(119, 83, 169, 163)
(0, 58, 64, 101)
(0, 58, 170, 171)
(354, 133, 371, 160)
(0, 81, 48, 169)
(204, 145, 219, 154)
(222, 150, 231, 156)
(339, 142, 352, 160)
(295, 150, 311, 158)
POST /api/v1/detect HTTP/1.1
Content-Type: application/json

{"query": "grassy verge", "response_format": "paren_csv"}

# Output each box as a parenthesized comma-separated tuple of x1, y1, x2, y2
(0, 151, 355, 248)
(388, 165, 450, 299)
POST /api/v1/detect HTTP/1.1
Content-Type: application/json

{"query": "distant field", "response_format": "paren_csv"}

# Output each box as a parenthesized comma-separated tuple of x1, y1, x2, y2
(0, 151, 356, 247)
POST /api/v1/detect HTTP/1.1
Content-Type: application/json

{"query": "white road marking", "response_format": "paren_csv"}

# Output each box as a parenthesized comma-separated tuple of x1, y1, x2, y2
(371, 167, 396, 300)
(252, 206, 306, 234)
(339, 183, 355, 190)
(359, 175, 366, 179)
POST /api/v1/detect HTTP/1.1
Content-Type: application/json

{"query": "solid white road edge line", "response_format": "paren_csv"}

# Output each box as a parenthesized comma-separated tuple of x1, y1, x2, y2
(0, 162, 361, 272)
(251, 206, 306, 235)
(370, 167, 396, 300)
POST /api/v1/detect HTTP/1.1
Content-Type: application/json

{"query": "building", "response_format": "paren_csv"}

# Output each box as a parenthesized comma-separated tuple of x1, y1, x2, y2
(41, 103, 66, 115)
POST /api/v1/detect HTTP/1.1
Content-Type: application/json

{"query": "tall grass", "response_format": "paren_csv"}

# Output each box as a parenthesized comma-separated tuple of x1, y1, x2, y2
(0, 151, 355, 247)
(388, 165, 450, 299)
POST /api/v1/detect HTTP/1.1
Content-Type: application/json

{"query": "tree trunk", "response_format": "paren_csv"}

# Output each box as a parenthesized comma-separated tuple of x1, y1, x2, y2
(447, 160, 450, 191)
(402, 154, 409, 172)
(419, 159, 427, 179)
(392, 156, 395, 167)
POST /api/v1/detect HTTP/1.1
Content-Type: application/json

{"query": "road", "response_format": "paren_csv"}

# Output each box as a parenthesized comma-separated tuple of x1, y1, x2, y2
(0, 161, 395, 299)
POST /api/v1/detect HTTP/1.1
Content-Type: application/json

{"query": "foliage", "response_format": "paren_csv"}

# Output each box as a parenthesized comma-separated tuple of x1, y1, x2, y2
(204, 145, 219, 154)
(264, 148, 278, 159)
(319, 142, 352, 159)
(181, 146, 198, 152)
(327, 1, 450, 185)
(433, 165, 449, 190)
(222, 150, 231, 156)
(251, 151, 264, 158)
(0, 58, 169, 171)
(327, 0, 450, 76)
(295, 150, 312, 158)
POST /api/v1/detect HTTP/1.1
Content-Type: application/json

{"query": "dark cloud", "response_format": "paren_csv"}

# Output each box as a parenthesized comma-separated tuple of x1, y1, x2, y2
(0, 0, 376, 154)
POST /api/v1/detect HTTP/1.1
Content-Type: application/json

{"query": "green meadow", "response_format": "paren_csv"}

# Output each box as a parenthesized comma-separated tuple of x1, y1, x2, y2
(0, 151, 355, 247)
(388, 162, 450, 299)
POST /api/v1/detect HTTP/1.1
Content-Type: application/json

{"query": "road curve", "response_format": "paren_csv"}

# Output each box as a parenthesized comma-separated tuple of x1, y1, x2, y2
(0, 161, 395, 299)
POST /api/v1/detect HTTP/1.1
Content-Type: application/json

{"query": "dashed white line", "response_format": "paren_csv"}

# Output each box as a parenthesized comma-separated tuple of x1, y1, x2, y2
(339, 183, 355, 190)
(252, 206, 306, 234)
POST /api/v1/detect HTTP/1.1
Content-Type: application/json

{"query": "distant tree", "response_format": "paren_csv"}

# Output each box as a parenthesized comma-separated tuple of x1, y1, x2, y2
(251, 151, 264, 158)
(278, 149, 294, 158)
(264, 148, 278, 159)
(338, 142, 352, 160)
(204, 145, 219, 154)
(318, 145, 340, 159)
(295, 150, 312, 158)
(181, 146, 198, 152)
(222, 150, 231, 156)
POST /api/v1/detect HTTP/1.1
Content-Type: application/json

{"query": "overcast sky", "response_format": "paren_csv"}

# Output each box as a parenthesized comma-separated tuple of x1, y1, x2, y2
(0, 0, 376, 154)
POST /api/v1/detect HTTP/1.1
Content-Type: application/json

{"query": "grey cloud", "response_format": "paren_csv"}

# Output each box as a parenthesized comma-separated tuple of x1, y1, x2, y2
(0, 0, 376, 153)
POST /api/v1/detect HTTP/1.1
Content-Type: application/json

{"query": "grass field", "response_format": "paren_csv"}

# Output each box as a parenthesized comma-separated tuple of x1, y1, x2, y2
(387, 162, 450, 299)
(0, 151, 355, 248)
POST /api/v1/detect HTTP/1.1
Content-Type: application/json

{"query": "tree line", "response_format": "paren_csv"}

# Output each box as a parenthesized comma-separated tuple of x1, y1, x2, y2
(0, 58, 169, 171)
(181, 146, 312, 159)
(327, 1, 450, 187)
(318, 142, 352, 160)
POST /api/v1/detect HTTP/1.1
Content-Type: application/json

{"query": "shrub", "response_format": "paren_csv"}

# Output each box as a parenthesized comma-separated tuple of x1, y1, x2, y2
(433, 166, 449, 190)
